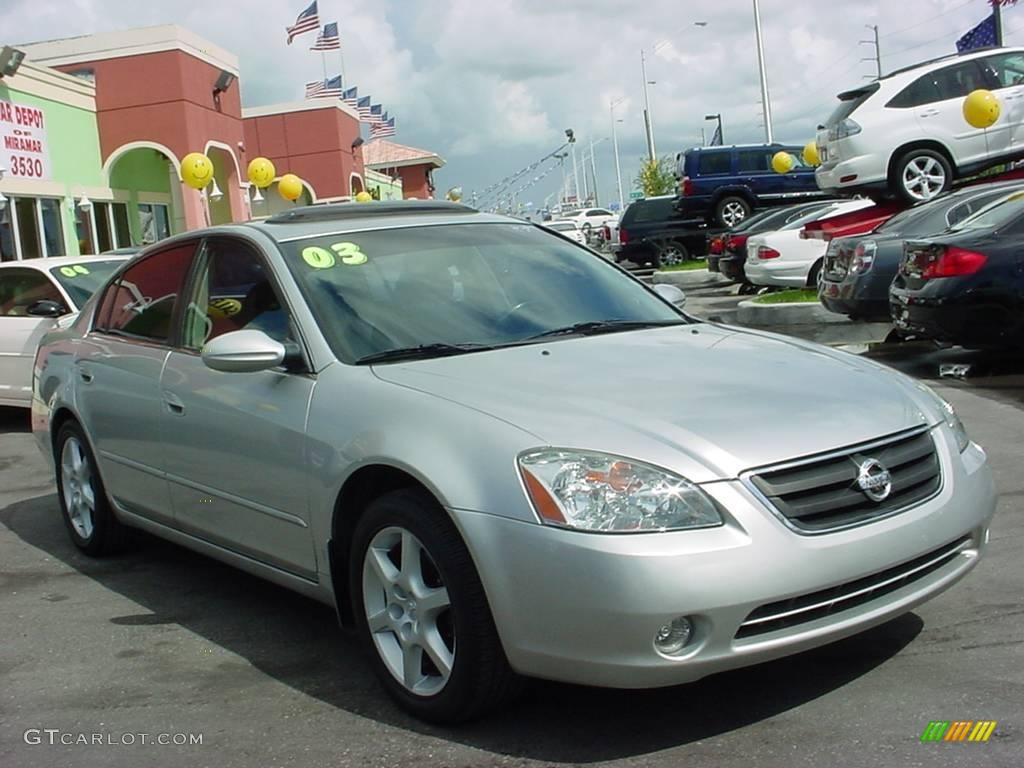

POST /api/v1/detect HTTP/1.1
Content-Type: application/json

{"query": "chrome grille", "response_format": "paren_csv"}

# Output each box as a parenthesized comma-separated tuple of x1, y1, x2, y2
(735, 537, 970, 639)
(748, 428, 940, 533)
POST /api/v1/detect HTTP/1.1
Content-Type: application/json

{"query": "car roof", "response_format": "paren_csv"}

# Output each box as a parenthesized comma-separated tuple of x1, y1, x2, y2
(685, 143, 800, 154)
(0, 254, 130, 271)
(243, 201, 512, 243)
(882, 45, 1022, 81)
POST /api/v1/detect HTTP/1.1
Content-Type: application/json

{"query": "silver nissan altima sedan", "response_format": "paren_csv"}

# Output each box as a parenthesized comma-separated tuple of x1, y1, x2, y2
(32, 201, 996, 723)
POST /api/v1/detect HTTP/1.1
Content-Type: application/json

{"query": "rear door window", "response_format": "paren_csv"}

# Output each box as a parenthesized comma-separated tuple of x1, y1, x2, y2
(736, 151, 771, 173)
(697, 152, 732, 176)
(631, 199, 675, 222)
(981, 52, 1024, 89)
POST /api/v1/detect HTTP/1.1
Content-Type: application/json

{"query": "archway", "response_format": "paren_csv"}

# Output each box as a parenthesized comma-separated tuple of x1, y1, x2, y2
(250, 178, 315, 219)
(105, 143, 181, 248)
(205, 143, 244, 226)
(350, 173, 364, 195)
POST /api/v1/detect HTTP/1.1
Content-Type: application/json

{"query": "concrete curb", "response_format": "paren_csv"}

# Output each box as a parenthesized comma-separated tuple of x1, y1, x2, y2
(736, 299, 848, 326)
(652, 269, 731, 288)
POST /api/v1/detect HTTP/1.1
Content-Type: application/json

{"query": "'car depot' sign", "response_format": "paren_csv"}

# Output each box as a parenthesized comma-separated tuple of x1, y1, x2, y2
(0, 99, 51, 181)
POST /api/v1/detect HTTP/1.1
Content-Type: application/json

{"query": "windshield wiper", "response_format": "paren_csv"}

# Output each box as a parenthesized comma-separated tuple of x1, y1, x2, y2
(526, 319, 686, 340)
(356, 342, 496, 365)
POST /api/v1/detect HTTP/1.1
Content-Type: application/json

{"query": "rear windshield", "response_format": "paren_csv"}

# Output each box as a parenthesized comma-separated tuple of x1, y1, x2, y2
(950, 191, 1024, 232)
(625, 198, 675, 223)
(48, 260, 125, 308)
(826, 83, 879, 125)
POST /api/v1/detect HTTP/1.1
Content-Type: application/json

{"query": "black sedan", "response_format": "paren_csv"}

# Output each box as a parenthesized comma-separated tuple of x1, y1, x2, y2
(821, 182, 1024, 321)
(890, 190, 1024, 349)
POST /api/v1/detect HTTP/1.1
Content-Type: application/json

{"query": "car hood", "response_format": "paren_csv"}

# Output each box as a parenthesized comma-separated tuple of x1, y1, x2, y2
(371, 324, 934, 482)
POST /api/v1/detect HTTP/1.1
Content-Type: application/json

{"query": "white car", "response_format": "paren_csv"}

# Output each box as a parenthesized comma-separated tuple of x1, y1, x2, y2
(817, 47, 1024, 204)
(558, 207, 618, 232)
(544, 219, 587, 244)
(744, 200, 874, 288)
(0, 255, 130, 407)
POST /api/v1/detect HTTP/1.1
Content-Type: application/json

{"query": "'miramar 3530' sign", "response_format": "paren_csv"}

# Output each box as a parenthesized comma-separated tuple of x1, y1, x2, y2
(0, 99, 51, 180)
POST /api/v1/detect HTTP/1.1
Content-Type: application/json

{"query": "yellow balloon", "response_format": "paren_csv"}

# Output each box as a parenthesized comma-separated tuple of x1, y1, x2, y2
(803, 142, 820, 167)
(354, 191, 373, 202)
(771, 151, 796, 174)
(247, 157, 276, 188)
(278, 173, 304, 202)
(963, 89, 1000, 129)
(180, 152, 214, 190)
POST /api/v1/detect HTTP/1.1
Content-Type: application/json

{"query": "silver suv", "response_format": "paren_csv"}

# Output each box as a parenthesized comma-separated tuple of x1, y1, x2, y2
(817, 47, 1024, 203)
(33, 201, 996, 723)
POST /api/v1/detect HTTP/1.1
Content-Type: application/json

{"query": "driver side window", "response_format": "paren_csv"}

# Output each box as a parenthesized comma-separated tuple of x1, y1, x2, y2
(181, 238, 294, 352)
(0, 269, 62, 317)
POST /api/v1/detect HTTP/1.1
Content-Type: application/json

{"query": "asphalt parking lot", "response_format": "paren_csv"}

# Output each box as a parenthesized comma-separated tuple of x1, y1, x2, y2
(1, 344, 1022, 768)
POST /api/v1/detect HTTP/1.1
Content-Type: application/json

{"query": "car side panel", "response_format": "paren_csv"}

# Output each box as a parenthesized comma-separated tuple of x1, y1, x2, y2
(0, 316, 54, 407)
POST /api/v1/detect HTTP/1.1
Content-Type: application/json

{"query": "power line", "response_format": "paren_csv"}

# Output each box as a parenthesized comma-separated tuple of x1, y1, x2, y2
(878, 0, 976, 39)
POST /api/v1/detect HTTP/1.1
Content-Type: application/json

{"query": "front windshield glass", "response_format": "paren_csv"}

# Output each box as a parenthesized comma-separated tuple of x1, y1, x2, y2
(48, 260, 125, 308)
(279, 223, 685, 363)
(951, 190, 1024, 232)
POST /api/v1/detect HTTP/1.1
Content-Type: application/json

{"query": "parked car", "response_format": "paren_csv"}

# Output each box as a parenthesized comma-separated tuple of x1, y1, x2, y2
(544, 219, 587, 245)
(674, 143, 829, 227)
(615, 195, 709, 267)
(744, 200, 875, 288)
(557, 207, 618, 233)
(816, 47, 1024, 204)
(0, 255, 130, 408)
(715, 201, 841, 285)
(891, 189, 1024, 348)
(821, 181, 1024, 320)
(33, 201, 994, 724)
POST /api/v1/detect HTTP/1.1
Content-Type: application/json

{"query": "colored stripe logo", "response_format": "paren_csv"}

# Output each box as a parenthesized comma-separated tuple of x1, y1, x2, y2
(921, 721, 997, 742)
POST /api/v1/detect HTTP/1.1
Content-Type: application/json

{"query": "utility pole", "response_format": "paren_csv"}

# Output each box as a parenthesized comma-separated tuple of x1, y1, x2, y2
(640, 48, 656, 162)
(588, 137, 600, 206)
(570, 141, 581, 206)
(752, 0, 773, 143)
(860, 24, 882, 79)
(611, 97, 625, 211)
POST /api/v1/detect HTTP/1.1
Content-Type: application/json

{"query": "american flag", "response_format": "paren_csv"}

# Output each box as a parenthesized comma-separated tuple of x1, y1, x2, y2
(356, 96, 373, 120)
(310, 75, 343, 98)
(342, 86, 359, 108)
(368, 104, 384, 124)
(310, 22, 341, 51)
(286, 1, 320, 45)
(956, 14, 997, 52)
(371, 117, 396, 138)
(304, 79, 326, 98)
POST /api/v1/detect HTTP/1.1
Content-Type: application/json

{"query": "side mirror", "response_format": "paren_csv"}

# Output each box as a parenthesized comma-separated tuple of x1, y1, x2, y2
(26, 299, 68, 318)
(653, 283, 687, 309)
(201, 329, 285, 373)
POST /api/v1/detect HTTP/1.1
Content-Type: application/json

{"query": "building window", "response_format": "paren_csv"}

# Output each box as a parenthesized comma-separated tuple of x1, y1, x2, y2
(112, 204, 131, 247)
(75, 206, 95, 256)
(93, 202, 114, 252)
(0, 197, 66, 260)
(138, 203, 170, 244)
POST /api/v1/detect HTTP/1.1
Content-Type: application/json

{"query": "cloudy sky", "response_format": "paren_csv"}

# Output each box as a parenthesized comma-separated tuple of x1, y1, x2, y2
(5, 0, 1024, 208)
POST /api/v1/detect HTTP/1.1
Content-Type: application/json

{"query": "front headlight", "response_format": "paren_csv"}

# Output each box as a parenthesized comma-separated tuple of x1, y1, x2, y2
(518, 449, 722, 533)
(915, 382, 970, 452)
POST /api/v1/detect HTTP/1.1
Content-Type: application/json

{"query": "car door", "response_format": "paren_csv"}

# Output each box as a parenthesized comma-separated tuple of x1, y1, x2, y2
(159, 236, 317, 578)
(979, 52, 1024, 152)
(0, 268, 68, 406)
(916, 60, 997, 165)
(736, 149, 785, 201)
(75, 241, 199, 524)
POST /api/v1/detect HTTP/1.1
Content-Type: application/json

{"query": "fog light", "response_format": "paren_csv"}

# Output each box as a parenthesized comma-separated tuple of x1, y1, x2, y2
(654, 616, 693, 655)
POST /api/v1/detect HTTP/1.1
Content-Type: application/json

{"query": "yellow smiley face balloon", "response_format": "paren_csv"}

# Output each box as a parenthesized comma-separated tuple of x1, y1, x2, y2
(247, 157, 276, 189)
(278, 173, 304, 202)
(354, 191, 373, 202)
(180, 152, 214, 190)
(963, 89, 1000, 129)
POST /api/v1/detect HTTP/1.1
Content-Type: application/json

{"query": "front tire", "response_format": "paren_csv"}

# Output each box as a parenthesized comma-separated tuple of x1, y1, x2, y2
(350, 489, 520, 723)
(55, 421, 131, 556)
(892, 149, 952, 204)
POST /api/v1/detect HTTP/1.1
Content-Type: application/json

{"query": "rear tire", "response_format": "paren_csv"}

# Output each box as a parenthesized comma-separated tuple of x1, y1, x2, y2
(807, 258, 824, 289)
(654, 240, 689, 268)
(714, 196, 751, 228)
(892, 149, 952, 204)
(349, 489, 521, 723)
(54, 421, 131, 556)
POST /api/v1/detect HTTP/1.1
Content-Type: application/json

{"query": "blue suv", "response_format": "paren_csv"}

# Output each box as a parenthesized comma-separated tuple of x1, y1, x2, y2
(674, 144, 828, 227)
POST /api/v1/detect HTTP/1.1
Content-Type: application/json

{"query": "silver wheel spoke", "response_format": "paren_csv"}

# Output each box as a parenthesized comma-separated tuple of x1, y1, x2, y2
(417, 586, 450, 616)
(402, 643, 424, 690)
(399, 530, 422, 590)
(420, 626, 454, 679)
(367, 546, 400, 587)
(367, 608, 391, 634)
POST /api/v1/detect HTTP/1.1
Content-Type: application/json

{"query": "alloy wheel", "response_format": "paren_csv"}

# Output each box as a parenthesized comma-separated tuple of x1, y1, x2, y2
(722, 201, 747, 227)
(61, 437, 95, 540)
(901, 156, 947, 201)
(659, 244, 685, 266)
(362, 526, 454, 697)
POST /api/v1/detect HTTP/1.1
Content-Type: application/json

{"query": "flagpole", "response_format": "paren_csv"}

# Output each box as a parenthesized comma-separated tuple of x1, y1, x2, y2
(321, 51, 327, 81)
(340, 50, 347, 89)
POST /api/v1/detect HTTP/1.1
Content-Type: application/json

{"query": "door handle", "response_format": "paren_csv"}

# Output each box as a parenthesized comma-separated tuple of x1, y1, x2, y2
(919, 109, 940, 117)
(162, 391, 185, 416)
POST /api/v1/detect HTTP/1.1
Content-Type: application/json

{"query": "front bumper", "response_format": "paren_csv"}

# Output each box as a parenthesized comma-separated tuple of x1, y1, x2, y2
(820, 275, 890, 320)
(453, 429, 995, 688)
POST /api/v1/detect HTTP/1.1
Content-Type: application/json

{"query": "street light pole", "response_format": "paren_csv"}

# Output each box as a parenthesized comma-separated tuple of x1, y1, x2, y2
(640, 48, 656, 163)
(752, 0, 773, 143)
(611, 97, 626, 211)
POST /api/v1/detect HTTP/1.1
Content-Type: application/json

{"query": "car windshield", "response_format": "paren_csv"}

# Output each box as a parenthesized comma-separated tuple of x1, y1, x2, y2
(48, 260, 125, 308)
(279, 222, 686, 363)
(950, 190, 1024, 232)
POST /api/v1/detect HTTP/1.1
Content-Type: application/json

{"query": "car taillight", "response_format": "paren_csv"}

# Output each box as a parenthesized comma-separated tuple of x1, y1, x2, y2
(710, 237, 724, 254)
(827, 118, 862, 141)
(850, 240, 877, 275)
(681, 176, 694, 196)
(619, 227, 629, 245)
(726, 235, 748, 252)
(602, 225, 611, 240)
(902, 244, 988, 279)
(757, 246, 780, 260)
